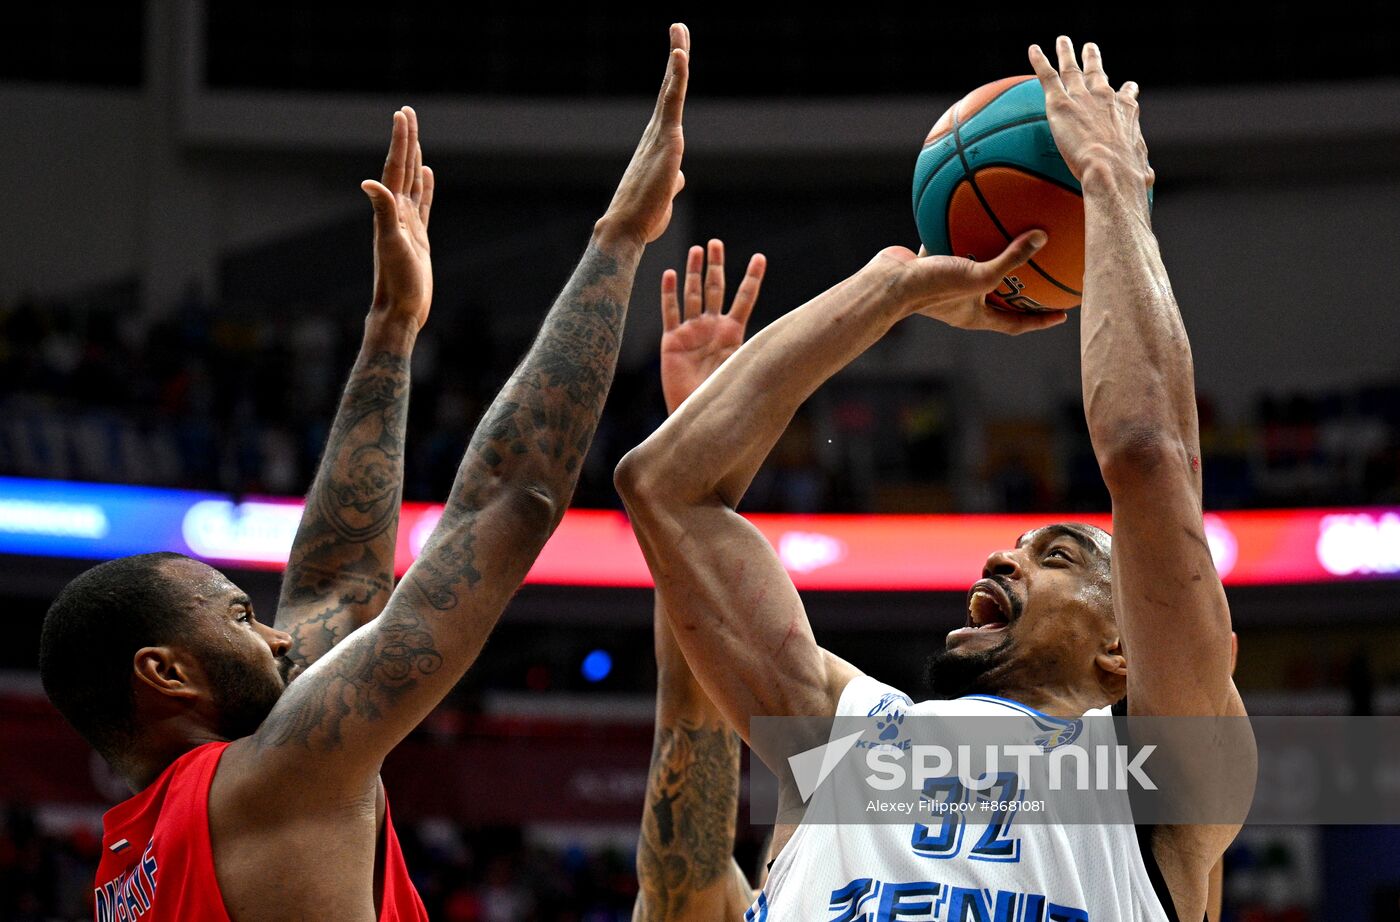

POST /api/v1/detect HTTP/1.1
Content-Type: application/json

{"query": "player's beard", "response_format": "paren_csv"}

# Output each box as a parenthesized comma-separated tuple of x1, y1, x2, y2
(923, 634, 1015, 700)
(202, 648, 287, 740)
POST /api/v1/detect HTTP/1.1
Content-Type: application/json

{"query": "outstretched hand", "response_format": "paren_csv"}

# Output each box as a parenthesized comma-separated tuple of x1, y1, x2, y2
(361, 106, 434, 331)
(878, 232, 1068, 335)
(599, 24, 691, 246)
(660, 239, 765, 412)
(1029, 37, 1152, 192)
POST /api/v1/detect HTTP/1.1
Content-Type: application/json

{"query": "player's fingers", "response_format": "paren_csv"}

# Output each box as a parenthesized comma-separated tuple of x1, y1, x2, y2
(381, 110, 408, 188)
(1056, 36, 1086, 92)
(728, 253, 766, 326)
(655, 24, 690, 129)
(1028, 44, 1064, 97)
(975, 230, 1048, 288)
(400, 108, 414, 198)
(361, 180, 398, 238)
(409, 143, 423, 205)
(1082, 42, 1109, 90)
(682, 245, 704, 321)
(418, 166, 434, 229)
(703, 239, 726, 314)
(661, 269, 681, 331)
(408, 109, 424, 203)
(1119, 80, 1141, 122)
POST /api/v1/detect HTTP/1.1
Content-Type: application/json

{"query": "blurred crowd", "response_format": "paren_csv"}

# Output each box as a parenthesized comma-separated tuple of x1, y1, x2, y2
(1, 292, 1397, 513)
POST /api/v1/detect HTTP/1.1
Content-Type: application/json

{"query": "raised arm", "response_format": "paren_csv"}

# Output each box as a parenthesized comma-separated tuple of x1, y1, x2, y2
(615, 233, 1062, 741)
(1031, 37, 1248, 920)
(1029, 38, 1242, 720)
(274, 107, 433, 674)
(243, 25, 691, 790)
(635, 241, 763, 922)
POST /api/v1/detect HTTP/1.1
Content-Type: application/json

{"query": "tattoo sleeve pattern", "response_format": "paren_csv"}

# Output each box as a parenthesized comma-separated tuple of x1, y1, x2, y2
(635, 720, 742, 920)
(259, 604, 443, 749)
(407, 243, 625, 613)
(276, 350, 410, 669)
(259, 241, 635, 756)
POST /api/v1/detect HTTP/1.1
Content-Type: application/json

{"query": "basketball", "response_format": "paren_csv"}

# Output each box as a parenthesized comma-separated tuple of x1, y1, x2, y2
(913, 76, 1085, 313)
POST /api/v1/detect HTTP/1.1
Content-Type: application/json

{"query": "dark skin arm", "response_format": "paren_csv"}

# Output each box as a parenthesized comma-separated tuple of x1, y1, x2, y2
(634, 241, 764, 922)
(1030, 37, 1251, 922)
(274, 106, 433, 675)
(210, 25, 692, 922)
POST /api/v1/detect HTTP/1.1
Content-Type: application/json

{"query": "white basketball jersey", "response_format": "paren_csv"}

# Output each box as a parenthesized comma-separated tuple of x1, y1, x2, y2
(746, 675, 1176, 922)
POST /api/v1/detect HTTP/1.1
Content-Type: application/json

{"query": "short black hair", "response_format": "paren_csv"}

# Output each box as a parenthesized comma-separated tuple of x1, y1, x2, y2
(39, 552, 192, 760)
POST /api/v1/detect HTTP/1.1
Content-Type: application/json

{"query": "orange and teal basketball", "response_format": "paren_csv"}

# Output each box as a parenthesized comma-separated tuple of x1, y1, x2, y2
(913, 76, 1084, 314)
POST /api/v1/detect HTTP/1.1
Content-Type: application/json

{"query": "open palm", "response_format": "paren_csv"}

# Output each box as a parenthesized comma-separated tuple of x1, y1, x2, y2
(660, 239, 766, 413)
(362, 106, 434, 331)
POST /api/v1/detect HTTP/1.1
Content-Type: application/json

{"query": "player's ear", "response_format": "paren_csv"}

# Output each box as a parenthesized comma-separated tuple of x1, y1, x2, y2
(1095, 638, 1127, 678)
(133, 646, 202, 701)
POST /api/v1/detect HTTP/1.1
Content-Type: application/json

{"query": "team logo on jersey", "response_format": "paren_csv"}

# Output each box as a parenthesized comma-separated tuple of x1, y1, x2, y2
(862, 692, 914, 750)
(1029, 714, 1083, 752)
(867, 692, 914, 719)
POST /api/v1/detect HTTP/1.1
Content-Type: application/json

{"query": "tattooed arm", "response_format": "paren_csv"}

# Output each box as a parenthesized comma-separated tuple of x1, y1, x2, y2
(273, 107, 433, 673)
(637, 718, 749, 922)
(635, 241, 764, 922)
(232, 26, 692, 794)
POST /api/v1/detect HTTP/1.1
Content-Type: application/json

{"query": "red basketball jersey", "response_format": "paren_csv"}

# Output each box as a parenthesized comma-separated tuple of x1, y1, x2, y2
(93, 741, 429, 921)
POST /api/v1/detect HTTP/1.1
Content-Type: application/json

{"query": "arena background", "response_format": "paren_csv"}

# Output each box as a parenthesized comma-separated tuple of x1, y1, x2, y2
(2, 3, 1399, 919)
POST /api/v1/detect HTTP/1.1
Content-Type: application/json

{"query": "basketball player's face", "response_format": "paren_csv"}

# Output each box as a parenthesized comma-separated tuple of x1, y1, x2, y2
(932, 524, 1113, 698)
(161, 559, 294, 739)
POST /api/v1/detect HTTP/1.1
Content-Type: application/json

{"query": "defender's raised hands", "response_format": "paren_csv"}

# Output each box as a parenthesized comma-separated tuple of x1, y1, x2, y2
(598, 24, 691, 246)
(636, 238, 763, 920)
(361, 106, 435, 331)
(1029, 37, 1153, 193)
(660, 239, 766, 412)
(274, 106, 433, 677)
